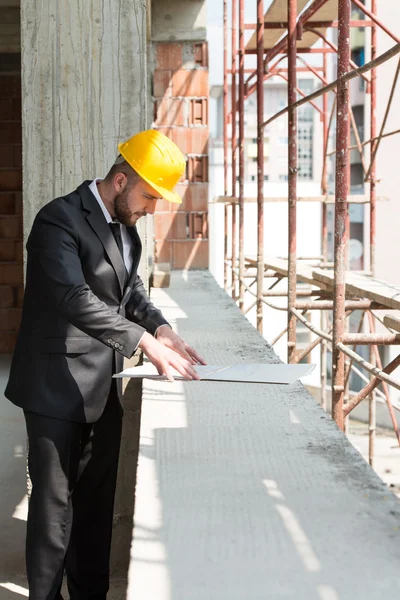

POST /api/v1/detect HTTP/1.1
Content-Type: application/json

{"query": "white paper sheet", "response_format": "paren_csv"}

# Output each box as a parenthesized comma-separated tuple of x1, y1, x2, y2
(113, 363, 315, 385)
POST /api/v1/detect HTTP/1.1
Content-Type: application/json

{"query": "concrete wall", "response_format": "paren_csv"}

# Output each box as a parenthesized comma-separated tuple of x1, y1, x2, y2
(151, 0, 206, 42)
(21, 0, 148, 237)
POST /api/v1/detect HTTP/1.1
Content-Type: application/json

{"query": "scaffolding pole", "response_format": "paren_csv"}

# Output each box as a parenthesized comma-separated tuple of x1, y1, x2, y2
(231, 0, 238, 300)
(256, 0, 264, 333)
(287, 0, 297, 363)
(238, 0, 245, 310)
(221, 0, 400, 451)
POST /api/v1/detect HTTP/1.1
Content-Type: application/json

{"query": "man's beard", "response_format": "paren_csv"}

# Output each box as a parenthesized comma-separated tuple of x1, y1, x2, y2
(114, 187, 136, 226)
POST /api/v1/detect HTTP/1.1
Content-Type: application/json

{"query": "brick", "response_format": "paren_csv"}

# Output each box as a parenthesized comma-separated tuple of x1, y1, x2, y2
(0, 307, 22, 331)
(154, 98, 186, 127)
(189, 212, 208, 239)
(0, 239, 16, 261)
(0, 169, 22, 191)
(156, 43, 183, 71)
(172, 127, 209, 154)
(185, 184, 208, 211)
(15, 240, 23, 261)
(154, 214, 174, 241)
(17, 285, 24, 308)
(0, 285, 14, 308)
(172, 69, 208, 97)
(0, 98, 16, 121)
(173, 184, 208, 211)
(155, 240, 171, 264)
(0, 215, 22, 238)
(153, 70, 172, 98)
(0, 262, 23, 285)
(0, 75, 21, 99)
(189, 98, 208, 126)
(194, 42, 208, 67)
(0, 193, 16, 214)
(0, 122, 22, 144)
(171, 240, 209, 269)
(155, 196, 172, 213)
(170, 213, 188, 240)
(0, 331, 17, 353)
(187, 155, 208, 183)
(14, 192, 22, 214)
(0, 146, 22, 169)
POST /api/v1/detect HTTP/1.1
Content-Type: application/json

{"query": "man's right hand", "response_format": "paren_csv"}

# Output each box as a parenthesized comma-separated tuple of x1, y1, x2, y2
(138, 332, 200, 382)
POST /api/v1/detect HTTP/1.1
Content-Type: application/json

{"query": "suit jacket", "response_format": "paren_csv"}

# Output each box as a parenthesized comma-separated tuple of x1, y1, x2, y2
(5, 181, 169, 422)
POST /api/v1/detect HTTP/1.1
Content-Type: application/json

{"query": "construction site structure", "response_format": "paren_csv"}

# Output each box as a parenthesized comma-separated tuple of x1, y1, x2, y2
(220, 0, 400, 464)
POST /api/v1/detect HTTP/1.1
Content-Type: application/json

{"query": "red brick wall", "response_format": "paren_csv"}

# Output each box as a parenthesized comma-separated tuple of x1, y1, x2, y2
(0, 73, 23, 353)
(153, 42, 209, 270)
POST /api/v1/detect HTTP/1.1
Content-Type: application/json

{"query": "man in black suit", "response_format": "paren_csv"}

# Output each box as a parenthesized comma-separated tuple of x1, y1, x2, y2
(5, 129, 205, 600)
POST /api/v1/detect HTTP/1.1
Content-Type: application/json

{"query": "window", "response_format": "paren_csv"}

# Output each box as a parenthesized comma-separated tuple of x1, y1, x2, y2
(298, 122, 313, 180)
(264, 175, 269, 181)
(279, 174, 288, 182)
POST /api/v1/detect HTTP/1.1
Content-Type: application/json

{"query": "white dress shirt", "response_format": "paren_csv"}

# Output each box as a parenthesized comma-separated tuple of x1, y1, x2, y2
(89, 179, 134, 273)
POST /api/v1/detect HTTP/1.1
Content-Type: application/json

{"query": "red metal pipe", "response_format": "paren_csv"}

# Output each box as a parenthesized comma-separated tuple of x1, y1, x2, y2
(370, 0, 376, 275)
(304, 27, 370, 84)
(223, 0, 229, 290)
(244, 20, 373, 29)
(343, 334, 400, 345)
(231, 0, 238, 299)
(238, 0, 245, 310)
(332, 0, 351, 431)
(256, 0, 264, 333)
(260, 43, 400, 129)
(287, 0, 297, 363)
(262, 0, 331, 65)
(247, 47, 336, 55)
(343, 353, 400, 417)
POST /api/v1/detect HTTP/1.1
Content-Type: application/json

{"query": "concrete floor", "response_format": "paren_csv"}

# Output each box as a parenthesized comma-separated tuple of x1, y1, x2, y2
(2, 271, 400, 599)
(127, 271, 400, 600)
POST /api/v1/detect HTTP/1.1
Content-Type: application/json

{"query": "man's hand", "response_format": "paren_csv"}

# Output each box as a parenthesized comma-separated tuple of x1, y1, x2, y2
(138, 332, 200, 382)
(155, 325, 207, 366)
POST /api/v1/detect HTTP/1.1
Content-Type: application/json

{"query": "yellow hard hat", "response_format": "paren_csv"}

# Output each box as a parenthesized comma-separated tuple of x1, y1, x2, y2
(118, 129, 186, 204)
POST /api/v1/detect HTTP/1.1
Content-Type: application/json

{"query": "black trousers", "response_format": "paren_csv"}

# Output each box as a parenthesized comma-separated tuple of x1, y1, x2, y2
(24, 383, 123, 600)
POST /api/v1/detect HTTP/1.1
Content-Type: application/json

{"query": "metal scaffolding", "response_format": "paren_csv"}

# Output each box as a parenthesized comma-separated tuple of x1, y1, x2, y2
(222, 0, 400, 464)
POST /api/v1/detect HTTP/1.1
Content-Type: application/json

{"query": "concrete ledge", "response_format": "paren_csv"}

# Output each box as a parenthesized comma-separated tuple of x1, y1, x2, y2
(127, 271, 400, 599)
(149, 262, 171, 289)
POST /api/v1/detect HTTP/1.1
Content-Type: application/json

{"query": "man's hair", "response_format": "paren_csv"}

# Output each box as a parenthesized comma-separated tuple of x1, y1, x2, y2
(104, 156, 140, 186)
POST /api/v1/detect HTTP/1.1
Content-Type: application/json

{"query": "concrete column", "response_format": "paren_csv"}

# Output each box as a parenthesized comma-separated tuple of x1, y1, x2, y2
(21, 0, 148, 238)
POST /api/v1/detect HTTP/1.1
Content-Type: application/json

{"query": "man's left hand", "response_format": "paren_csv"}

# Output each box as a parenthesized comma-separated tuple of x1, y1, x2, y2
(155, 325, 207, 366)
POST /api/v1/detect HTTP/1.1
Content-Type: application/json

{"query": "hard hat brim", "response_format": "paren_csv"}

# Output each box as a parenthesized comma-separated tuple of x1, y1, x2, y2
(136, 171, 183, 205)
(148, 181, 183, 205)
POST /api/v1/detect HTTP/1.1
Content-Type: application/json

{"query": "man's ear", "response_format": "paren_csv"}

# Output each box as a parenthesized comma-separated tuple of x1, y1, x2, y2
(114, 172, 128, 193)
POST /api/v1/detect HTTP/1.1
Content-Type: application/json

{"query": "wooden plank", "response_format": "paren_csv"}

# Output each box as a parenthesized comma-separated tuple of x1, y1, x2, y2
(245, 0, 338, 51)
(246, 0, 309, 51)
(313, 269, 400, 310)
(245, 256, 329, 290)
(384, 313, 400, 333)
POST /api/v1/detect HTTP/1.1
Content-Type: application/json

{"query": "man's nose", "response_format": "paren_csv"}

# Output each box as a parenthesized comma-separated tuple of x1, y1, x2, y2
(146, 204, 157, 216)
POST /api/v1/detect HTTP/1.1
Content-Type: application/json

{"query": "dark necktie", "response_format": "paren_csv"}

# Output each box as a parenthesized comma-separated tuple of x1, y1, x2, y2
(109, 221, 124, 261)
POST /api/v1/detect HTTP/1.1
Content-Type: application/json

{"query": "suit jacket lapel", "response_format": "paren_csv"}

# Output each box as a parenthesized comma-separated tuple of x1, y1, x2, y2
(120, 226, 143, 307)
(78, 182, 126, 296)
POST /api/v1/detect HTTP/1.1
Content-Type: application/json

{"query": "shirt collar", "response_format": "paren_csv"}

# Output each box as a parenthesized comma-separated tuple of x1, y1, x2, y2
(89, 178, 113, 224)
